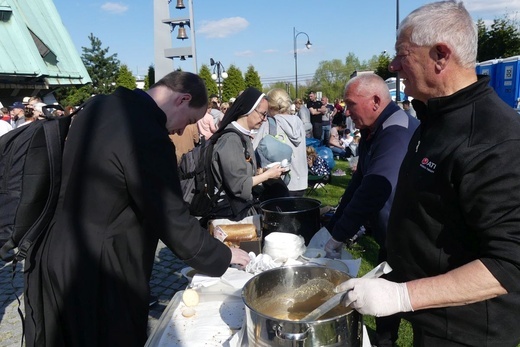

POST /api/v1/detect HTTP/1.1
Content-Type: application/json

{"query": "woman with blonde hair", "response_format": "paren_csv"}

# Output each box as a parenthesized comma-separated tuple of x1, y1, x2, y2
(253, 88, 307, 196)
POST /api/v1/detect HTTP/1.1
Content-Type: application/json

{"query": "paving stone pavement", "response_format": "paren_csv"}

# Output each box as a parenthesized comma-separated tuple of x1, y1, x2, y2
(0, 240, 189, 347)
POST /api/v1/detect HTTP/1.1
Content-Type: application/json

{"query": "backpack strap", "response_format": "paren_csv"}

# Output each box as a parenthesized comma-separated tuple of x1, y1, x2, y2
(268, 117, 277, 136)
(267, 116, 288, 143)
(15, 119, 65, 260)
(14, 100, 89, 260)
(204, 128, 252, 212)
(214, 128, 251, 162)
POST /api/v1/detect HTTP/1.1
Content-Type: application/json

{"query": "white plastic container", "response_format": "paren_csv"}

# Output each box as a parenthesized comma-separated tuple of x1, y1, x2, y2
(262, 232, 306, 261)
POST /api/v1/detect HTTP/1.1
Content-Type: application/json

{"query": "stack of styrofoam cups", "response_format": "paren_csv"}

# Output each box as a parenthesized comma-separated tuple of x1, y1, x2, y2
(262, 232, 306, 262)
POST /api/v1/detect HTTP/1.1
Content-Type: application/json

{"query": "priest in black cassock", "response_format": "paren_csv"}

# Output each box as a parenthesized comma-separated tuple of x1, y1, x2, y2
(23, 71, 250, 347)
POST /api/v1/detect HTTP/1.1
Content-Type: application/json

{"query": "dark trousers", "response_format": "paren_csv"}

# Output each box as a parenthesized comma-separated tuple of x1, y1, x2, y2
(312, 122, 322, 142)
(375, 246, 400, 347)
(375, 315, 401, 347)
(412, 326, 470, 346)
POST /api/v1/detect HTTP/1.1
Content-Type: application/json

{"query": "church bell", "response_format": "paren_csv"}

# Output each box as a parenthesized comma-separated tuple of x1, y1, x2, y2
(175, 0, 185, 9)
(177, 24, 188, 40)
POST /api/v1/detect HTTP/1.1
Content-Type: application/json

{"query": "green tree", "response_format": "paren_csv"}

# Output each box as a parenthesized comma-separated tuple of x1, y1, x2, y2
(477, 18, 488, 61)
(145, 64, 155, 89)
(54, 85, 92, 107)
(313, 59, 349, 101)
(264, 81, 292, 95)
(222, 65, 245, 102)
(374, 51, 395, 81)
(82, 33, 120, 96)
(116, 64, 136, 90)
(55, 34, 120, 105)
(199, 64, 217, 99)
(478, 15, 520, 61)
(244, 65, 262, 91)
(309, 53, 370, 101)
(345, 52, 370, 77)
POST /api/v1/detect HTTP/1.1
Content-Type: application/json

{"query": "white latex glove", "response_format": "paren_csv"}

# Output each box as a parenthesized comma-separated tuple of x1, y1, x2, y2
(337, 278, 413, 317)
(324, 237, 343, 259)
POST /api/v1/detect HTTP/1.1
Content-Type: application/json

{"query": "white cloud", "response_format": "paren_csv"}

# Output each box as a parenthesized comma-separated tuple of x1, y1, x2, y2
(479, 19, 494, 28)
(198, 17, 249, 38)
(101, 2, 128, 14)
(235, 50, 254, 57)
(465, 0, 520, 14)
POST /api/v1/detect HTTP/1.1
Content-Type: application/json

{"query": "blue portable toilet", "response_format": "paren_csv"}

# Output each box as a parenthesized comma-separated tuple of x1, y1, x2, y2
(476, 59, 499, 89)
(389, 89, 407, 102)
(495, 56, 520, 108)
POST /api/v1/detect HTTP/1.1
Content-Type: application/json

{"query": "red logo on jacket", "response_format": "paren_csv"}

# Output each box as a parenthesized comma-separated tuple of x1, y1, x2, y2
(420, 157, 437, 173)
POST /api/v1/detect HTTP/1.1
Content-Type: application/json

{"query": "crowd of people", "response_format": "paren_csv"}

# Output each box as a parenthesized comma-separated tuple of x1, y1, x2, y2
(4, 1, 520, 346)
(0, 96, 72, 137)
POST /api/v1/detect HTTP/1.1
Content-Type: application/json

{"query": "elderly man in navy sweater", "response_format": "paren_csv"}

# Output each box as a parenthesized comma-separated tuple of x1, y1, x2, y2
(324, 73, 418, 346)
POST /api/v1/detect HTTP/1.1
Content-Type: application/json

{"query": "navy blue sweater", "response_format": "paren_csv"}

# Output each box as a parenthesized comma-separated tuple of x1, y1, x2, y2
(327, 101, 419, 248)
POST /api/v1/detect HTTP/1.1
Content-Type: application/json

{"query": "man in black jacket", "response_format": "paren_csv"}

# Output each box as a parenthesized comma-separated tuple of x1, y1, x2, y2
(337, 2, 520, 346)
(24, 71, 250, 347)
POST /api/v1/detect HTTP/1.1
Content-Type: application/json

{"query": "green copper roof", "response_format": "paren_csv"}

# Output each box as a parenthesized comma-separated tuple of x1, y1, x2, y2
(0, 0, 91, 86)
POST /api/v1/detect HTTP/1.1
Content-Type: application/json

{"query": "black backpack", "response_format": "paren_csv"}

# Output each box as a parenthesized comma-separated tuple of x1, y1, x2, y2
(0, 113, 74, 262)
(178, 128, 250, 217)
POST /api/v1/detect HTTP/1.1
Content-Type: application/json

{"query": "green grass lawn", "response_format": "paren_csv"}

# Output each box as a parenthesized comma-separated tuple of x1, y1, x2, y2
(305, 159, 414, 346)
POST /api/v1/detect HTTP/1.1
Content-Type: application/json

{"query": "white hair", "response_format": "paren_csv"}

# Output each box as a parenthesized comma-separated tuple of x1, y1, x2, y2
(398, 1, 477, 69)
(345, 74, 391, 103)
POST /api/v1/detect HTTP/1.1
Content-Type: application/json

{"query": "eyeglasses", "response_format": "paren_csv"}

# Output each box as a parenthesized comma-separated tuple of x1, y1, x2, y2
(255, 109, 269, 120)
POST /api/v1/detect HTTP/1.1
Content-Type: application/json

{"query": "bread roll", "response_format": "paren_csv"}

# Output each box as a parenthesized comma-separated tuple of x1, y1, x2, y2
(181, 307, 196, 318)
(182, 289, 200, 307)
(215, 224, 256, 241)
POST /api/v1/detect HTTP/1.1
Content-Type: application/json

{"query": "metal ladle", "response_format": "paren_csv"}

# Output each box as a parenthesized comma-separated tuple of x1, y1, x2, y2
(300, 261, 392, 322)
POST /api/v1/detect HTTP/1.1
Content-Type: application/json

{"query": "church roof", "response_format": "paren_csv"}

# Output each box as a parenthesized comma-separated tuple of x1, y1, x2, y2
(0, 0, 91, 93)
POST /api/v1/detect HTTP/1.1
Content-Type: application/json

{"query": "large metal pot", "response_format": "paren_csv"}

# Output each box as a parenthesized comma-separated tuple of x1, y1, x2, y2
(242, 265, 362, 347)
(259, 197, 321, 245)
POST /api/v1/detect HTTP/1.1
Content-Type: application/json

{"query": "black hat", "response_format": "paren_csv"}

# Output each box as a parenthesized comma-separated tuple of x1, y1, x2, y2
(215, 87, 265, 134)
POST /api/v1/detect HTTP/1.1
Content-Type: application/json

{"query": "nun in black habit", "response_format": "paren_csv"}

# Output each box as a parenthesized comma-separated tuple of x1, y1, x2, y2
(208, 87, 288, 221)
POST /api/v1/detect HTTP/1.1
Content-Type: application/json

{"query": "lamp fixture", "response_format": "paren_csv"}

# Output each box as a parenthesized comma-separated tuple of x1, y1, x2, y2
(293, 27, 312, 98)
(210, 58, 227, 101)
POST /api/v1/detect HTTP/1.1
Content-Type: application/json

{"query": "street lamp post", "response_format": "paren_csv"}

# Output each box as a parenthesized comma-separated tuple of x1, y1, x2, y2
(210, 58, 228, 102)
(293, 27, 312, 99)
(395, 0, 401, 102)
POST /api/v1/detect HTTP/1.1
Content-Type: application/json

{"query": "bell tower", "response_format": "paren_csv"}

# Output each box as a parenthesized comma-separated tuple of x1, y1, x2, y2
(153, 0, 197, 80)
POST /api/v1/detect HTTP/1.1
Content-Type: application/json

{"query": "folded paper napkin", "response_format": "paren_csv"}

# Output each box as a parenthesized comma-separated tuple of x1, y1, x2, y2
(245, 252, 285, 274)
(190, 267, 253, 290)
(221, 267, 254, 289)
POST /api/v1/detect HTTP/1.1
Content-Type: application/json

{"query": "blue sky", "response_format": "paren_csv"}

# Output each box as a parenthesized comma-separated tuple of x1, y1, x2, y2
(53, 0, 520, 84)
